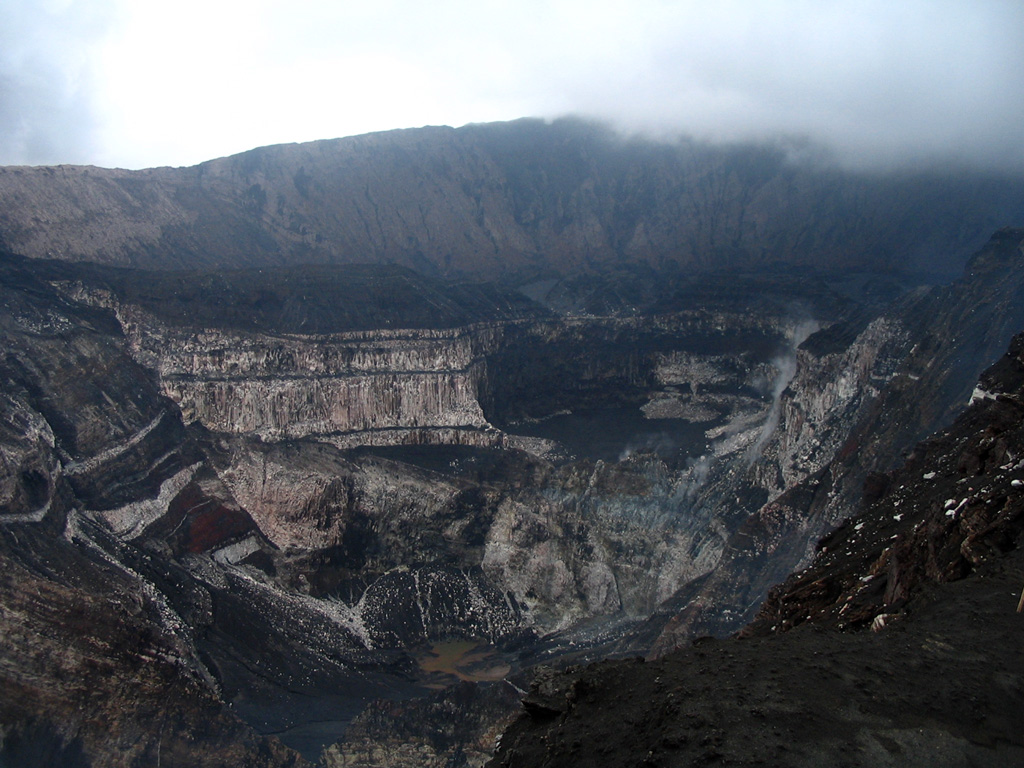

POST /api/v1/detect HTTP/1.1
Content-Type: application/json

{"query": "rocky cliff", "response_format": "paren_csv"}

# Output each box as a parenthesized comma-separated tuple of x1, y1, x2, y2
(632, 228, 1024, 653)
(488, 330, 1024, 768)
(7, 226, 1024, 766)
(0, 257, 312, 766)
(2, 118, 1023, 279)
(0, 240, 868, 765)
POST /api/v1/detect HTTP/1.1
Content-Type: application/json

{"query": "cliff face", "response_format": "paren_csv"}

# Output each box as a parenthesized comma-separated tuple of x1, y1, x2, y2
(2, 119, 1023, 278)
(0, 246, 853, 634)
(0, 258, 312, 766)
(0, 248, 809, 764)
(137, 324, 495, 443)
(83, 258, 885, 646)
(487, 331, 1024, 768)
(629, 229, 1024, 654)
(119, 285, 801, 641)
(51, 261, 538, 445)
(615, 313, 920, 652)
(749, 330, 1024, 636)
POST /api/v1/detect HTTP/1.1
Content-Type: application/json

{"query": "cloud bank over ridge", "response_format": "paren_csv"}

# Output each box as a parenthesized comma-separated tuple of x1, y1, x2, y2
(1, 0, 1021, 171)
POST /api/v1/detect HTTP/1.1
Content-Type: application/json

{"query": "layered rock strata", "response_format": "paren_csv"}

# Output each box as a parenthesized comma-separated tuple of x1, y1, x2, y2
(0, 258, 314, 766)
(149, 324, 496, 443)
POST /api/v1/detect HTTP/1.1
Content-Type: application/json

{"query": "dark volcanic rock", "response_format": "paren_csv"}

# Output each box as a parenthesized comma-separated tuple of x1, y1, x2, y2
(39, 257, 546, 335)
(0, 251, 415, 765)
(0, 513, 308, 768)
(0, 255, 192, 516)
(749, 331, 1024, 635)
(4, 141, 1024, 768)
(322, 681, 522, 767)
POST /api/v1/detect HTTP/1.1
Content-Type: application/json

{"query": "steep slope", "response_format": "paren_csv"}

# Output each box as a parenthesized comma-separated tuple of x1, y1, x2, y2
(0, 242, 875, 764)
(488, 332, 1024, 768)
(749, 331, 1024, 635)
(0, 258, 311, 766)
(0, 517, 308, 768)
(2, 118, 1023, 278)
(633, 228, 1024, 652)
(25, 251, 819, 637)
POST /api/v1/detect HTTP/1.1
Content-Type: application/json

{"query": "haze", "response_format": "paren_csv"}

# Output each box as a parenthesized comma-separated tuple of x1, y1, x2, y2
(1, 0, 1022, 171)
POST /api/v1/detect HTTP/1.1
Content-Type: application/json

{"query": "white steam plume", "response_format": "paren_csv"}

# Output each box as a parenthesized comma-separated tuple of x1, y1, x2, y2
(746, 319, 820, 466)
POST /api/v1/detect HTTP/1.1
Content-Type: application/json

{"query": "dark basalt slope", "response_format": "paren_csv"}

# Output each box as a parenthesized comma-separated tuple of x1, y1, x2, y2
(0, 514, 309, 768)
(488, 334, 1024, 768)
(2, 118, 1024, 279)
(0, 259, 311, 766)
(20, 255, 547, 334)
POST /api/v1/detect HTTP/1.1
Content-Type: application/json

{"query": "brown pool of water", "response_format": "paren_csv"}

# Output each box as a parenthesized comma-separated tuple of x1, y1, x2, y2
(416, 639, 511, 686)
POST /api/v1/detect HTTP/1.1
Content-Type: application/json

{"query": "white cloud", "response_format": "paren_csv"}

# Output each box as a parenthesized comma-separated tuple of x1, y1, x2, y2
(0, 0, 117, 165)
(2, 0, 1023, 170)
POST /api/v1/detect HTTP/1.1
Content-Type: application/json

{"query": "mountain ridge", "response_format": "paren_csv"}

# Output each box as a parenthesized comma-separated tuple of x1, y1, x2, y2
(2, 118, 1024, 279)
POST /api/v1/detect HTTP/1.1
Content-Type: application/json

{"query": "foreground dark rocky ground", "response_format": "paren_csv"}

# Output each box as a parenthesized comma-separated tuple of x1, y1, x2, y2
(489, 335, 1024, 767)
(494, 566, 1024, 767)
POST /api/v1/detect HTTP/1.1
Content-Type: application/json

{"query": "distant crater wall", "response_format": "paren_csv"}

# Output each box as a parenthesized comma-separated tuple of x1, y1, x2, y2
(3, 119, 1024, 279)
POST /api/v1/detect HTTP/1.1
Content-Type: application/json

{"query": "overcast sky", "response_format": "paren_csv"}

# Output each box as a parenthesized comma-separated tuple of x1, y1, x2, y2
(1, 0, 1022, 171)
